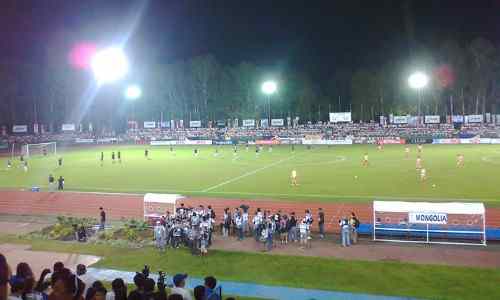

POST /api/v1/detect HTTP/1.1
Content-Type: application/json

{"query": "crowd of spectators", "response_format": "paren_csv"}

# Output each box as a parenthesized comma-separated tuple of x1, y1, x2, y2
(2, 122, 500, 147)
(0, 255, 231, 300)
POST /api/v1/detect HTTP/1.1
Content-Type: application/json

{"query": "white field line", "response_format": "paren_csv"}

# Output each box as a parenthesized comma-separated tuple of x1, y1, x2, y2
(30, 185, 494, 203)
(201, 155, 297, 192)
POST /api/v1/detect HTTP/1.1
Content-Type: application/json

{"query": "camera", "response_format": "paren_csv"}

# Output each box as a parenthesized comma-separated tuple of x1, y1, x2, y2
(142, 265, 150, 278)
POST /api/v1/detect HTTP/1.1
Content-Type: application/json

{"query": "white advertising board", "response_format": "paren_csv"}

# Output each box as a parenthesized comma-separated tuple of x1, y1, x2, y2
(189, 120, 202, 128)
(61, 123, 75, 131)
(243, 119, 255, 127)
(393, 116, 408, 124)
(144, 121, 156, 129)
(465, 115, 483, 123)
(329, 112, 352, 123)
(12, 125, 28, 133)
(271, 118, 284, 126)
(424, 115, 440, 124)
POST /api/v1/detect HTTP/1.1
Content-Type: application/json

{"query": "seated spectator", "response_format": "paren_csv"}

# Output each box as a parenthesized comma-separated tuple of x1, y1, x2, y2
(49, 268, 85, 300)
(84, 286, 106, 300)
(76, 265, 96, 296)
(127, 273, 145, 300)
(193, 286, 204, 300)
(203, 277, 220, 300)
(0, 254, 11, 300)
(105, 278, 126, 300)
(8, 276, 25, 300)
(170, 274, 192, 300)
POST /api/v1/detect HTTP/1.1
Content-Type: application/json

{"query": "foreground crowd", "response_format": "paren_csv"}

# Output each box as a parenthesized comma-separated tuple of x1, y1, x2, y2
(151, 204, 361, 255)
(0, 256, 228, 300)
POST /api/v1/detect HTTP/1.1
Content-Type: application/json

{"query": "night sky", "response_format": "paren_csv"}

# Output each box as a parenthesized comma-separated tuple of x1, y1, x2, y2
(2, 0, 500, 79)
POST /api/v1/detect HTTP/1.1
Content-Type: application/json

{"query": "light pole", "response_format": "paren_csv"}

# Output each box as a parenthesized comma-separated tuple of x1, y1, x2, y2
(125, 84, 142, 130)
(408, 72, 429, 122)
(261, 81, 277, 126)
(91, 47, 129, 84)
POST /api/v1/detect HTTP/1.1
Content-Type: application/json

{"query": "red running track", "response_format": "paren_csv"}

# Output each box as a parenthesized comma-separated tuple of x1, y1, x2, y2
(0, 190, 499, 232)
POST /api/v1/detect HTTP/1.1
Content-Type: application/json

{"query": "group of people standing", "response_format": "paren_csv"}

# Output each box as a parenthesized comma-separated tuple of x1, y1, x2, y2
(153, 204, 216, 256)
(221, 206, 361, 251)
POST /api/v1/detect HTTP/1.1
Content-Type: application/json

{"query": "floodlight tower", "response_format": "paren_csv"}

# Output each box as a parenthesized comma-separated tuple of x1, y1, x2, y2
(91, 47, 129, 83)
(261, 81, 277, 125)
(408, 72, 429, 121)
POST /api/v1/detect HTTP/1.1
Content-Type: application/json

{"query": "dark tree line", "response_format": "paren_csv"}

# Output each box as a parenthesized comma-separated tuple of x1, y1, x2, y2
(1, 37, 500, 131)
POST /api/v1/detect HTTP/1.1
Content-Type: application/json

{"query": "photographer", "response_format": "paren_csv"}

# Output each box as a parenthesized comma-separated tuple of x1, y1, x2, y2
(339, 216, 351, 247)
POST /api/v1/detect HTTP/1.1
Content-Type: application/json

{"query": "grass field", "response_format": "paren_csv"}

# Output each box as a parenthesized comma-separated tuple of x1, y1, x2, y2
(1, 236, 498, 300)
(1, 144, 500, 204)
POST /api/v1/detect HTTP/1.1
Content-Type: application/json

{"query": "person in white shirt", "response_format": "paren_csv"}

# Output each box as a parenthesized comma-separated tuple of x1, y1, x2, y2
(154, 221, 167, 252)
(170, 274, 193, 300)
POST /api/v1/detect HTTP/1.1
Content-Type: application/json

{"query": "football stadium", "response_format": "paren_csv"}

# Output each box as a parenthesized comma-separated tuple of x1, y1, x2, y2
(1, 2, 500, 300)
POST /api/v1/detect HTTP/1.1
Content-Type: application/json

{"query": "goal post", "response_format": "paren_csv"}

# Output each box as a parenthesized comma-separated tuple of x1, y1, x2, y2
(373, 201, 486, 246)
(22, 142, 57, 158)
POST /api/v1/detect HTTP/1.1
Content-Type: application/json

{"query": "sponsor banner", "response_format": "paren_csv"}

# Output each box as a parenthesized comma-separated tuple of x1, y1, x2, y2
(496, 115, 500, 124)
(408, 116, 420, 126)
(242, 119, 255, 127)
(1, 125, 6, 136)
(151, 140, 177, 146)
(96, 138, 117, 143)
(144, 121, 156, 129)
(302, 139, 353, 145)
(160, 121, 170, 128)
(0, 142, 8, 150)
(256, 139, 281, 145)
(465, 114, 483, 123)
(329, 112, 352, 123)
(260, 119, 269, 128)
(452, 115, 464, 123)
(408, 138, 433, 144)
(392, 116, 408, 124)
(189, 120, 202, 128)
(13, 125, 28, 133)
(279, 138, 302, 145)
(479, 138, 492, 144)
(379, 138, 406, 144)
(212, 140, 233, 145)
(353, 137, 376, 144)
(216, 120, 225, 127)
(75, 138, 95, 144)
(425, 115, 440, 124)
(460, 137, 481, 144)
(432, 138, 460, 144)
(152, 139, 213, 146)
(409, 212, 448, 225)
(490, 138, 500, 144)
(271, 118, 284, 126)
(62, 123, 75, 131)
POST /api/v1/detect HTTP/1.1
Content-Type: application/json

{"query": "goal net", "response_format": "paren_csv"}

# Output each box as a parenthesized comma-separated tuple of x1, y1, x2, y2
(22, 142, 57, 158)
(373, 201, 486, 246)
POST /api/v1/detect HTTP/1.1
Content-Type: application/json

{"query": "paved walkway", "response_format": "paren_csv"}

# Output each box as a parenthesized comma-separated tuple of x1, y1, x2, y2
(87, 267, 418, 300)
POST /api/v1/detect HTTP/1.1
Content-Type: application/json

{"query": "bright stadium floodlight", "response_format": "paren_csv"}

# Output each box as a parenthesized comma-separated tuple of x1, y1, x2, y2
(261, 81, 277, 125)
(408, 72, 429, 121)
(125, 84, 142, 100)
(91, 47, 129, 83)
(261, 81, 277, 95)
(408, 72, 429, 90)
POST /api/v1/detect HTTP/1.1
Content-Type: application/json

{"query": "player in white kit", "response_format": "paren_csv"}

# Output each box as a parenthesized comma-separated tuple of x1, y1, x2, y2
(291, 169, 298, 186)
(405, 146, 410, 158)
(420, 168, 427, 182)
(416, 156, 422, 169)
(456, 154, 464, 167)
(362, 153, 369, 167)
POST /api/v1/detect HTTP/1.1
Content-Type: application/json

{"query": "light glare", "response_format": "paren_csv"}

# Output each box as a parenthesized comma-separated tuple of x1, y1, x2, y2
(262, 81, 277, 94)
(408, 72, 429, 89)
(125, 85, 142, 100)
(91, 47, 129, 83)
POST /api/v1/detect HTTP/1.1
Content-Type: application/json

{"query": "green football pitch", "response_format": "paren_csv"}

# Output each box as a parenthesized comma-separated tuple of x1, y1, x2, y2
(1, 144, 500, 205)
